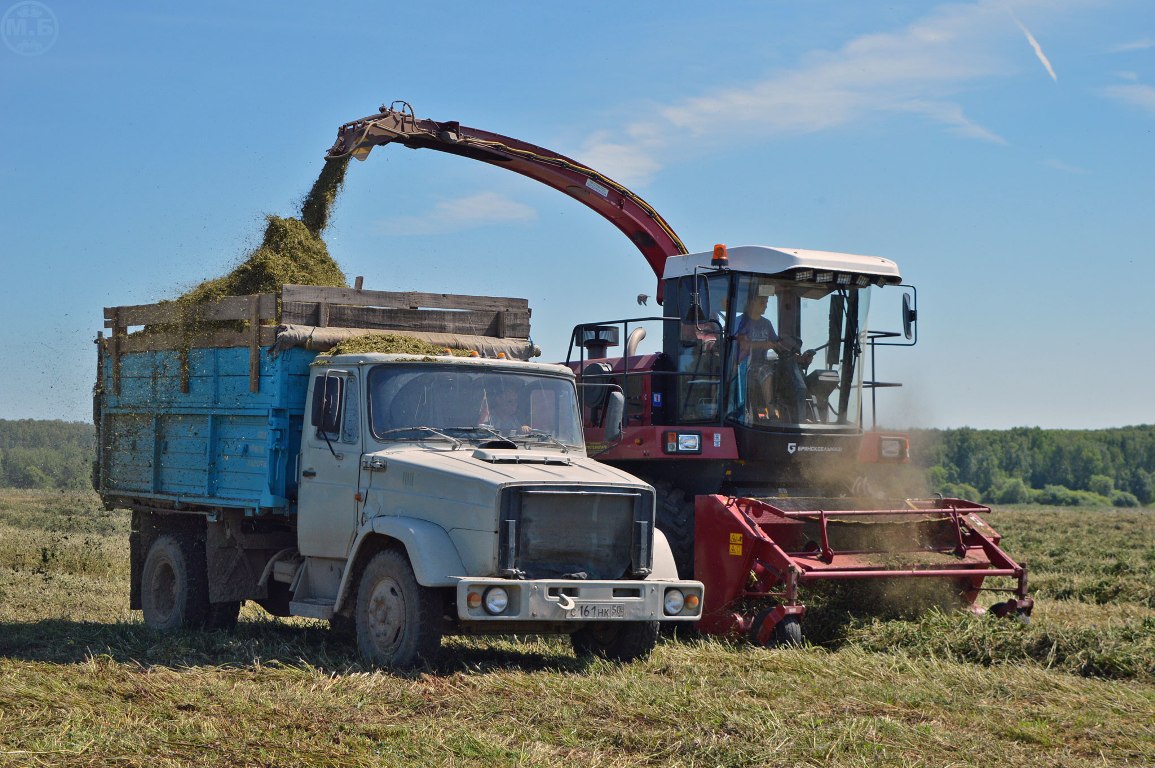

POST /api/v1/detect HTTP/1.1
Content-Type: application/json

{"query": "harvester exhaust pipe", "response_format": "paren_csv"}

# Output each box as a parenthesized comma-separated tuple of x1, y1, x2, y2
(625, 327, 646, 358)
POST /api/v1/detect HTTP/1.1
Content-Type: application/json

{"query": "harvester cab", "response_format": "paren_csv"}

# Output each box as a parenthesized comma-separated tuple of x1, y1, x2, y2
(571, 244, 918, 497)
(330, 101, 1032, 646)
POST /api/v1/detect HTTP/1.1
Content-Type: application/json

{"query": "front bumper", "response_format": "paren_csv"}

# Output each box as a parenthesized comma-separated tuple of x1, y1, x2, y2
(455, 578, 704, 622)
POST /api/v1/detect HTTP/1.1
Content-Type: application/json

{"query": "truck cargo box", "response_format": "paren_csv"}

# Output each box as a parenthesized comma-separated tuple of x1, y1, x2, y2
(95, 285, 533, 516)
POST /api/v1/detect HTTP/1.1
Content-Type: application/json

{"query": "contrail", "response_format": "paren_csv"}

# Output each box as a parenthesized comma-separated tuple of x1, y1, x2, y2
(1013, 14, 1057, 82)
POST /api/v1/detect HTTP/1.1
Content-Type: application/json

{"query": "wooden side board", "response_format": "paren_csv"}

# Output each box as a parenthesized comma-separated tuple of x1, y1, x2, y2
(101, 287, 534, 396)
(103, 294, 277, 395)
(279, 285, 531, 338)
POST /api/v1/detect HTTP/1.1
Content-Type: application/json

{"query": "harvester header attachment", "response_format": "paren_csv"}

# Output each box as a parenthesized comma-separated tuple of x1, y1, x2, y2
(694, 495, 1033, 644)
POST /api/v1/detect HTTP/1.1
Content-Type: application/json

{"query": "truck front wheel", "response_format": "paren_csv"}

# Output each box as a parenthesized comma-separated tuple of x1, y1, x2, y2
(571, 620, 659, 662)
(354, 549, 442, 669)
(141, 533, 210, 631)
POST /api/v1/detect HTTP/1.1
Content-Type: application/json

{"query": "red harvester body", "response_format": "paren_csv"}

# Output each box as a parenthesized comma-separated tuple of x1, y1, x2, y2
(330, 103, 1034, 643)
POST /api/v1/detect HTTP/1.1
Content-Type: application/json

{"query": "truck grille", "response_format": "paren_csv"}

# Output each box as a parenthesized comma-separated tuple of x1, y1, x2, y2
(499, 486, 653, 580)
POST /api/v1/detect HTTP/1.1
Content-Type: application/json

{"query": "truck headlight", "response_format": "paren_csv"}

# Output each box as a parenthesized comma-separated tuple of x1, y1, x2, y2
(663, 589, 685, 615)
(484, 587, 509, 615)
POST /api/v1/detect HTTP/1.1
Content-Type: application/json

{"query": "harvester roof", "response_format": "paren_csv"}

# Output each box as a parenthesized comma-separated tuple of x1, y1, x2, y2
(663, 245, 903, 285)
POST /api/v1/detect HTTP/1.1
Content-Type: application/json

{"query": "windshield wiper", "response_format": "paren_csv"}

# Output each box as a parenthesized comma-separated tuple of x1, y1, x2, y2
(449, 425, 573, 453)
(445, 425, 506, 441)
(375, 426, 462, 449)
(519, 429, 572, 453)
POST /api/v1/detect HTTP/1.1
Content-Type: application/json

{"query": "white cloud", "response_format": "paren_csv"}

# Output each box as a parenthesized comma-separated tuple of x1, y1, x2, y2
(1043, 158, 1086, 173)
(1012, 14, 1058, 81)
(578, 131, 664, 186)
(576, 0, 1093, 185)
(1107, 38, 1155, 53)
(1101, 83, 1155, 117)
(376, 192, 537, 236)
(894, 99, 1007, 144)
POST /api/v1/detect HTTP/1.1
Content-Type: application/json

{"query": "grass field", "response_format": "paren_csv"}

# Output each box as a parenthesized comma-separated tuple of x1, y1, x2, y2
(1, 489, 1152, 767)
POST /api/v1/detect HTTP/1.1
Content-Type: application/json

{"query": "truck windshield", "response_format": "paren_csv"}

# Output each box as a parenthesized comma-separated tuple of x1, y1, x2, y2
(367, 364, 585, 449)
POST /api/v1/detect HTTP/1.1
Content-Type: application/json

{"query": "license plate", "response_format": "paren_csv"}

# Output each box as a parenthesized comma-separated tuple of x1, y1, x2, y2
(567, 603, 626, 619)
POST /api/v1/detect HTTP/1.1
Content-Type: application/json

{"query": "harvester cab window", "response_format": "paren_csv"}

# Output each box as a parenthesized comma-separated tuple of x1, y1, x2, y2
(723, 276, 869, 428)
(673, 274, 729, 422)
(729, 277, 783, 424)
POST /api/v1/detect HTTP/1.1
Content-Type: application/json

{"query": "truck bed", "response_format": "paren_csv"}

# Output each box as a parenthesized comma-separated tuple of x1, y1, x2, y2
(94, 284, 533, 516)
(98, 344, 313, 514)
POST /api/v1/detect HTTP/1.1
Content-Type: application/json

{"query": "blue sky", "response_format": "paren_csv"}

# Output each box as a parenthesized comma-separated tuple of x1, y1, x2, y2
(1, 0, 1152, 429)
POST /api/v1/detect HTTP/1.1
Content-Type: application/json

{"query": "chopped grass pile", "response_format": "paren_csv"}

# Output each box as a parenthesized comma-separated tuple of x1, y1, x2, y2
(323, 332, 473, 357)
(180, 215, 347, 304)
(179, 157, 351, 305)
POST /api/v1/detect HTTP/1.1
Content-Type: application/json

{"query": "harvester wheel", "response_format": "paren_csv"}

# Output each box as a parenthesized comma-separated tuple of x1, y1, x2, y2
(775, 615, 803, 646)
(749, 609, 803, 647)
(989, 601, 1031, 625)
(571, 620, 659, 662)
(653, 481, 695, 579)
(140, 533, 210, 631)
(355, 549, 442, 669)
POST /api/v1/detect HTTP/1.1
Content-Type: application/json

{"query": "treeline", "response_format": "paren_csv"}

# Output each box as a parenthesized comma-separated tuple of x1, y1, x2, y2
(912, 426, 1155, 507)
(0, 419, 94, 490)
(1, 419, 1153, 506)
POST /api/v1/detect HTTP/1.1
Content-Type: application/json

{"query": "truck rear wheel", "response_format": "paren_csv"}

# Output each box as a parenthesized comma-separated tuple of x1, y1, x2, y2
(571, 620, 659, 662)
(355, 549, 442, 669)
(141, 533, 210, 631)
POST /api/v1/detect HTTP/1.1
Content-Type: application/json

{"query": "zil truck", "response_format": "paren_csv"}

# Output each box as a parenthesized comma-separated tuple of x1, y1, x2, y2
(93, 285, 703, 667)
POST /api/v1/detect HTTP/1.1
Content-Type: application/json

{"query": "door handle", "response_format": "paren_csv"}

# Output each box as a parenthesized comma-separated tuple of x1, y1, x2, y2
(302, 469, 317, 478)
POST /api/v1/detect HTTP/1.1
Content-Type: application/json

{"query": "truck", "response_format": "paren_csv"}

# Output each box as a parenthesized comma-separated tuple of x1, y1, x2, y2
(326, 104, 1033, 645)
(93, 285, 703, 667)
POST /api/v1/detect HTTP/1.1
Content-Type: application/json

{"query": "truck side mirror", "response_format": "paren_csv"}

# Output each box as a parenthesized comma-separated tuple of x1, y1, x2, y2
(902, 292, 917, 341)
(604, 391, 625, 443)
(310, 374, 344, 434)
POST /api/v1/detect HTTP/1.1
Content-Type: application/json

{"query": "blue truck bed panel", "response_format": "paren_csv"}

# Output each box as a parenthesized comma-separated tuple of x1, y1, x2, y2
(99, 345, 315, 514)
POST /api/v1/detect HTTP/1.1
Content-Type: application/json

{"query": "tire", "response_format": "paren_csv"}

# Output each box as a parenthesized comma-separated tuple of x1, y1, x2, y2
(749, 609, 803, 647)
(774, 614, 803, 646)
(653, 481, 695, 579)
(989, 601, 1030, 625)
(140, 533, 210, 631)
(329, 613, 356, 639)
(571, 621, 659, 662)
(354, 549, 442, 669)
(206, 600, 241, 631)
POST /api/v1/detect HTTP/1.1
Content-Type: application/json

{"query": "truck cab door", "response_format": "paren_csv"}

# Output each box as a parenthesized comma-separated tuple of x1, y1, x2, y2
(297, 370, 363, 558)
